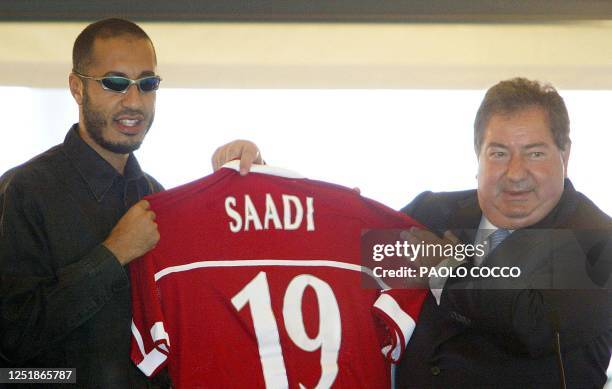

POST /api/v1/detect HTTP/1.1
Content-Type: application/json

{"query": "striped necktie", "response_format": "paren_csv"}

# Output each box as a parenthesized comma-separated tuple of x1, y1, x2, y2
(487, 228, 511, 253)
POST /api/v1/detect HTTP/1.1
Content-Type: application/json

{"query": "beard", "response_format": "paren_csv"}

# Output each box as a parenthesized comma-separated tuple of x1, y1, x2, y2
(82, 87, 154, 154)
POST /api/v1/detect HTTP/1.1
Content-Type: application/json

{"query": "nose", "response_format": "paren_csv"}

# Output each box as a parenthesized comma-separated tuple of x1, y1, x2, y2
(505, 154, 528, 182)
(120, 83, 143, 109)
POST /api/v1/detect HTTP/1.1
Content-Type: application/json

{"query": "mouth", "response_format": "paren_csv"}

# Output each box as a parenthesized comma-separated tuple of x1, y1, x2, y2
(501, 189, 533, 201)
(113, 116, 145, 135)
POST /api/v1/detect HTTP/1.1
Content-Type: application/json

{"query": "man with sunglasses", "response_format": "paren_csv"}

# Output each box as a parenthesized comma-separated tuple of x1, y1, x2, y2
(0, 18, 259, 388)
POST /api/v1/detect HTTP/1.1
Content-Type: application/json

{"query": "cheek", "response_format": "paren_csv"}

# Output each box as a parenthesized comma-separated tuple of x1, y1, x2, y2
(477, 169, 497, 206)
(145, 94, 156, 110)
(530, 162, 565, 192)
(478, 161, 504, 188)
(525, 163, 567, 219)
(89, 94, 118, 116)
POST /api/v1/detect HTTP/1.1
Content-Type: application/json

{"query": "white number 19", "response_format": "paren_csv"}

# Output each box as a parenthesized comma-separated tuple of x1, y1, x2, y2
(231, 271, 342, 389)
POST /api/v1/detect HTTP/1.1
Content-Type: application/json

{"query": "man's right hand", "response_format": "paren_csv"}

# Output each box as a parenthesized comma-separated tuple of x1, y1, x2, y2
(211, 139, 263, 175)
(103, 200, 159, 266)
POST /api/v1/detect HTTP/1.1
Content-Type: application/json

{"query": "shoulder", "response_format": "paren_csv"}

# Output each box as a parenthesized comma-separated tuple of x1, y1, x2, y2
(572, 192, 611, 228)
(561, 184, 611, 229)
(0, 144, 65, 196)
(399, 189, 479, 233)
(142, 172, 165, 194)
(400, 189, 476, 218)
(560, 190, 611, 288)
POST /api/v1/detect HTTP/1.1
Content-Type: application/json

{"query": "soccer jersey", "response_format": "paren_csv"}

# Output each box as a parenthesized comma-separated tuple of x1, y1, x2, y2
(130, 161, 426, 389)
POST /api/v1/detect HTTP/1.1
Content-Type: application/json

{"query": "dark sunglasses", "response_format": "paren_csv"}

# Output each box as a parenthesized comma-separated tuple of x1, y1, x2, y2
(73, 71, 161, 93)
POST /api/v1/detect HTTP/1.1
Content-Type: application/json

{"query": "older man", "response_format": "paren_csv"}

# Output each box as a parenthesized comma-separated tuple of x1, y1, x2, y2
(214, 77, 610, 387)
(397, 78, 611, 388)
(0, 19, 259, 388)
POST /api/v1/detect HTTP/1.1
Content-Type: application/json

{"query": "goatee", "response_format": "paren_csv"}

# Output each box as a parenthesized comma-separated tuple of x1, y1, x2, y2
(82, 89, 153, 154)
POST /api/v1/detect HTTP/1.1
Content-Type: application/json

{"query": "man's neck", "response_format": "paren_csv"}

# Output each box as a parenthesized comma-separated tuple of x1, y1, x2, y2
(77, 124, 129, 175)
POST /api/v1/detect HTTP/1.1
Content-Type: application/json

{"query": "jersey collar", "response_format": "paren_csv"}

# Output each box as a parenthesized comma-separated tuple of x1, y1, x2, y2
(221, 160, 305, 179)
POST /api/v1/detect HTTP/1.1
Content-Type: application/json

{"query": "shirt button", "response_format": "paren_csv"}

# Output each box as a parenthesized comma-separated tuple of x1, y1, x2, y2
(431, 366, 441, 376)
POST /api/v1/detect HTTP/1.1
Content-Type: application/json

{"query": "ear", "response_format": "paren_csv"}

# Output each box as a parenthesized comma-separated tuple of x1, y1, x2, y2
(69, 73, 84, 105)
(561, 142, 571, 177)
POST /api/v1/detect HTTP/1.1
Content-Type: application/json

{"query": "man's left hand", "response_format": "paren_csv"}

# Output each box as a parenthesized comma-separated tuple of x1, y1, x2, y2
(401, 227, 461, 268)
(211, 140, 263, 175)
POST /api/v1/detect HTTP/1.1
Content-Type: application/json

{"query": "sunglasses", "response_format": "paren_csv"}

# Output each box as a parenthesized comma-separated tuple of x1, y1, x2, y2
(73, 71, 161, 93)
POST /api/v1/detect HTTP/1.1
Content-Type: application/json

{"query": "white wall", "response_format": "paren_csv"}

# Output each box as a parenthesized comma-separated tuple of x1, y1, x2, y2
(3, 22, 612, 90)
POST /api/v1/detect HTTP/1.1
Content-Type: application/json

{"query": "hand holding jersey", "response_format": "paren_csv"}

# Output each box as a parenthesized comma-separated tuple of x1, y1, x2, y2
(211, 139, 263, 175)
(400, 228, 461, 268)
(130, 162, 427, 388)
(104, 200, 159, 265)
(104, 141, 261, 266)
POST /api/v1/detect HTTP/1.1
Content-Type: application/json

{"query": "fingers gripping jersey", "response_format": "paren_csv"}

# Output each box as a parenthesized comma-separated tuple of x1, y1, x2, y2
(130, 162, 427, 389)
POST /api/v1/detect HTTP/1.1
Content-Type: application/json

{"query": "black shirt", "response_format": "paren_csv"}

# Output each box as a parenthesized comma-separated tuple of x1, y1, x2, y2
(0, 125, 164, 388)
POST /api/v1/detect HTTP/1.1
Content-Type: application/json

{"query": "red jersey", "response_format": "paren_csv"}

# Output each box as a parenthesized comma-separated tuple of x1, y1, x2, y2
(130, 162, 426, 388)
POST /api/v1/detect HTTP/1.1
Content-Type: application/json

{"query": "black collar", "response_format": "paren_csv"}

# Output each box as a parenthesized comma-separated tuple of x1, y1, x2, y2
(62, 124, 145, 202)
(450, 193, 482, 244)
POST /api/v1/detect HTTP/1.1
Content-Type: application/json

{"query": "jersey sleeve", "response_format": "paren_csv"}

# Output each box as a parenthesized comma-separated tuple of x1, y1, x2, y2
(373, 288, 427, 363)
(129, 251, 171, 377)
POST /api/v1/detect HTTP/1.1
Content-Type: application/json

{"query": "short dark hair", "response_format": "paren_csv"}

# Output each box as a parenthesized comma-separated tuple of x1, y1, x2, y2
(473, 77, 570, 154)
(72, 18, 156, 73)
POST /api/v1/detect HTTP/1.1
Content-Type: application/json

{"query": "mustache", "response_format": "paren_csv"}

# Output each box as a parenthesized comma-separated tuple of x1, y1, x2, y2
(499, 180, 534, 192)
(113, 109, 146, 119)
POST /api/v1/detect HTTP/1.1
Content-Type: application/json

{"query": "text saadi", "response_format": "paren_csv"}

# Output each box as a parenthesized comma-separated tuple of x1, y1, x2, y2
(225, 193, 315, 232)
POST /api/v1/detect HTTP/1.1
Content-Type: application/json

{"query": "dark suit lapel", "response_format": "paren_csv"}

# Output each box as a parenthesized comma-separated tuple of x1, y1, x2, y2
(485, 228, 552, 277)
(429, 192, 483, 350)
(448, 192, 482, 244)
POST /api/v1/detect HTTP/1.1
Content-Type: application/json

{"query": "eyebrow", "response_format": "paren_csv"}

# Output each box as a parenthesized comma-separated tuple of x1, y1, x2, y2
(486, 142, 550, 150)
(486, 142, 508, 149)
(103, 70, 156, 78)
(523, 142, 550, 149)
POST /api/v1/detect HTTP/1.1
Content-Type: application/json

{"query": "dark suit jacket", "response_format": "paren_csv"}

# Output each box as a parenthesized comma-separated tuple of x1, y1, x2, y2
(396, 179, 611, 389)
